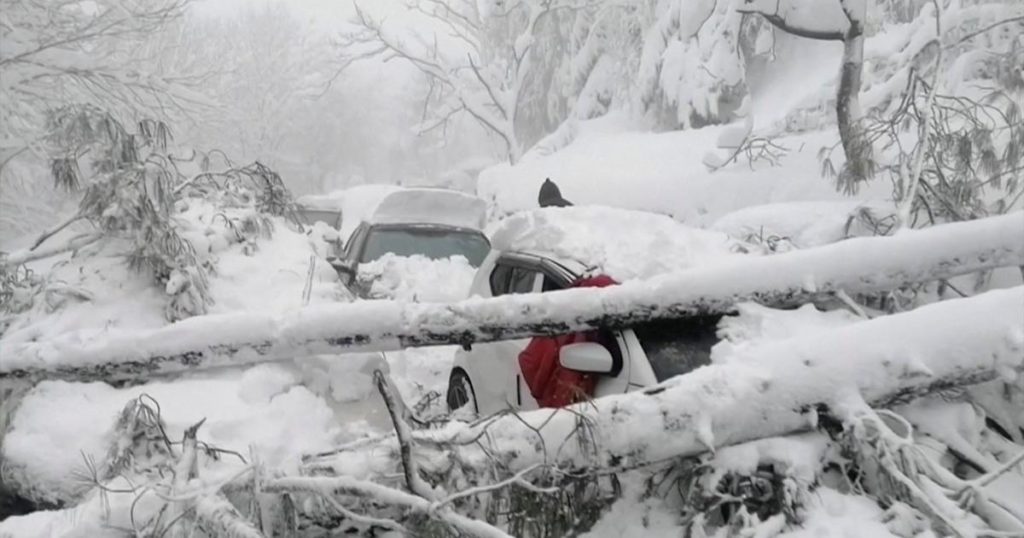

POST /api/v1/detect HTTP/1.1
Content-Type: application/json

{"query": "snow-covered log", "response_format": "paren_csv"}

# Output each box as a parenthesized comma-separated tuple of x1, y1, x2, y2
(309, 287, 1024, 477)
(1, 212, 1022, 382)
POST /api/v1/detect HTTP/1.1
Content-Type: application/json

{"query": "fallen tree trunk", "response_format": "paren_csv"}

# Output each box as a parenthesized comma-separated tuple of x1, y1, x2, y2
(2, 212, 1022, 382)
(306, 287, 1024, 479)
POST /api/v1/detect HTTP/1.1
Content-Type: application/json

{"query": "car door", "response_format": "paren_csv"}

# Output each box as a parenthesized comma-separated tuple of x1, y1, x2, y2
(465, 255, 542, 414)
(519, 269, 634, 408)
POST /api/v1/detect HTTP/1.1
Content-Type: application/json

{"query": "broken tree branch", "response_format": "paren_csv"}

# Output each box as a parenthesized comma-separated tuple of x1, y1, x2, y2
(1, 233, 102, 268)
(1, 213, 1022, 382)
(311, 287, 1024, 479)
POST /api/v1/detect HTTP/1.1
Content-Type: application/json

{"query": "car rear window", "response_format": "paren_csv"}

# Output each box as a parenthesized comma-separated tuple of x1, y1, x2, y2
(633, 315, 721, 382)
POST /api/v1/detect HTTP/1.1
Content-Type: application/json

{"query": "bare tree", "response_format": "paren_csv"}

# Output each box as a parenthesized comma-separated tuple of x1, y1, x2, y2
(0, 0, 198, 156)
(337, 0, 589, 164)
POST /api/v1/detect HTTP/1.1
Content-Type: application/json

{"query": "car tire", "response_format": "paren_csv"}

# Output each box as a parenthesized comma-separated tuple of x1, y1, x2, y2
(446, 369, 477, 415)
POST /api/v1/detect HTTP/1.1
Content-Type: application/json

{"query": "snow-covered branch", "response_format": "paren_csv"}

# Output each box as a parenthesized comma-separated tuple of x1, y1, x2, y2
(311, 286, 1024, 475)
(2, 212, 1021, 382)
(1, 233, 102, 268)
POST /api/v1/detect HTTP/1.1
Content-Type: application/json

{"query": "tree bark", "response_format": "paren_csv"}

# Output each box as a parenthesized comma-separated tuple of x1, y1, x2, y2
(836, 2, 871, 186)
(2, 213, 1022, 383)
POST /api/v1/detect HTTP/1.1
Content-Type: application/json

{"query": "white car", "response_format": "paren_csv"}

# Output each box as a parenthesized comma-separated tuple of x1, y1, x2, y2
(446, 207, 741, 415)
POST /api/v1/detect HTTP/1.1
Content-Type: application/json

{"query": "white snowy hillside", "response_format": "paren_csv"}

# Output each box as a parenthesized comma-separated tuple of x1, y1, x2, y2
(2, 0, 1024, 537)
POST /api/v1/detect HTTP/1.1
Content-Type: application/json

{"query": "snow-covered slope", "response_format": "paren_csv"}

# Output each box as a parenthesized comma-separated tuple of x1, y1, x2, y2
(478, 120, 894, 225)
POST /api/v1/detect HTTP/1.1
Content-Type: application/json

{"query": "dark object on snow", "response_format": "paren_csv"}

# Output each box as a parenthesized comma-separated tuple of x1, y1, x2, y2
(538, 178, 573, 208)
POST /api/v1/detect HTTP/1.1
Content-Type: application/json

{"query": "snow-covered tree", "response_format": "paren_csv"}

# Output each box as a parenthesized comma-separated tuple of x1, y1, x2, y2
(0, 0, 206, 240)
(0, 0, 198, 158)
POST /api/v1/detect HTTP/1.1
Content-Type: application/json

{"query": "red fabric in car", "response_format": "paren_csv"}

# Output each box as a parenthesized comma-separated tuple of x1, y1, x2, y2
(518, 275, 618, 408)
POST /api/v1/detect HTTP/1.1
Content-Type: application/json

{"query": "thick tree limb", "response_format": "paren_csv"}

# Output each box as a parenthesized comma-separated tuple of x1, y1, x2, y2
(1, 213, 1021, 383)
(308, 287, 1024, 478)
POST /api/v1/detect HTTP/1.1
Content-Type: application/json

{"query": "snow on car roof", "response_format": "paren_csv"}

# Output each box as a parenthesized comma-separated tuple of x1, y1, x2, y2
(368, 188, 486, 230)
(489, 206, 744, 281)
(295, 193, 344, 211)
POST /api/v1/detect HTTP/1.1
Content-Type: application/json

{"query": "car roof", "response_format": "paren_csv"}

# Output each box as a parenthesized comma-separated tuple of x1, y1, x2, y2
(498, 249, 588, 278)
(488, 206, 743, 282)
(368, 188, 486, 230)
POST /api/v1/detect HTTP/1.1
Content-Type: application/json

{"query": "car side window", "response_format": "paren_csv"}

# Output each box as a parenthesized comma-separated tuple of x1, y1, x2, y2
(489, 263, 514, 296)
(344, 224, 366, 258)
(542, 275, 563, 292)
(508, 267, 537, 294)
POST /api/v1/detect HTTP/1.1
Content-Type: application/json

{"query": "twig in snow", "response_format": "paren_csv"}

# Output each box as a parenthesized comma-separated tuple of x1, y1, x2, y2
(430, 464, 557, 511)
(28, 213, 85, 251)
(264, 476, 514, 538)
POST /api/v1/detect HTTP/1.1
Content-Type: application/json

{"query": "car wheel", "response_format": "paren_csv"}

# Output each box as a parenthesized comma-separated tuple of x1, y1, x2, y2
(446, 369, 477, 415)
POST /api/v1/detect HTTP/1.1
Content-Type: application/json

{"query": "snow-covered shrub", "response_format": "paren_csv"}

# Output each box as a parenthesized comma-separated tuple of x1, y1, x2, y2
(40, 106, 213, 321)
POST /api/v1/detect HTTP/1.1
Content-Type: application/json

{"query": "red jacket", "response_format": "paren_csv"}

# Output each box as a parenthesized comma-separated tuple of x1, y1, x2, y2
(518, 275, 618, 408)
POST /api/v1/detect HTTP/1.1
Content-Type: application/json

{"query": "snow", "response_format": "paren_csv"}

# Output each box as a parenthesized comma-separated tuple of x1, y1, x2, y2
(4, 212, 1021, 379)
(579, 474, 681, 538)
(356, 253, 476, 301)
(711, 200, 895, 249)
(295, 192, 344, 211)
(2, 374, 345, 505)
(1, 202, 343, 347)
(489, 206, 745, 281)
(779, 489, 900, 538)
(478, 121, 893, 225)
(401, 285, 1024, 474)
(709, 433, 830, 485)
(334, 184, 402, 240)
(368, 187, 487, 230)
(714, 303, 862, 364)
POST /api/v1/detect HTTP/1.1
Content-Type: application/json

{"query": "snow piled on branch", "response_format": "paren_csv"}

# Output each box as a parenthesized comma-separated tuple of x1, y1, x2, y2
(3, 370, 345, 505)
(2, 211, 1021, 382)
(332, 286, 1024, 473)
(711, 200, 895, 248)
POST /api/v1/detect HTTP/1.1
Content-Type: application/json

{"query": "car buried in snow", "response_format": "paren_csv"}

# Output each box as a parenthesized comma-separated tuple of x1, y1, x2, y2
(295, 193, 345, 258)
(328, 188, 491, 298)
(445, 206, 746, 416)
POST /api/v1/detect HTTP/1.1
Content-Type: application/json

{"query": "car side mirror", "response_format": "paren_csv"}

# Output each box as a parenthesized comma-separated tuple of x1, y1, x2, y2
(329, 257, 356, 283)
(559, 342, 613, 374)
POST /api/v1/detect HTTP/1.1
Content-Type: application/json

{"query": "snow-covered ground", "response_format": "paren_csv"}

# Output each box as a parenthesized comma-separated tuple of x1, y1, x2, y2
(3, 1, 1023, 534)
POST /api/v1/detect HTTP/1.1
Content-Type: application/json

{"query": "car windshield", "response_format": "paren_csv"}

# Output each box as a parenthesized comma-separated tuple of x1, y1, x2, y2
(632, 316, 721, 382)
(360, 226, 490, 267)
(298, 209, 340, 227)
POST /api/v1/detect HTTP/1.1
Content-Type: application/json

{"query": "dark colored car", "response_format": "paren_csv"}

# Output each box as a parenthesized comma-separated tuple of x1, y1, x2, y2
(328, 188, 491, 297)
